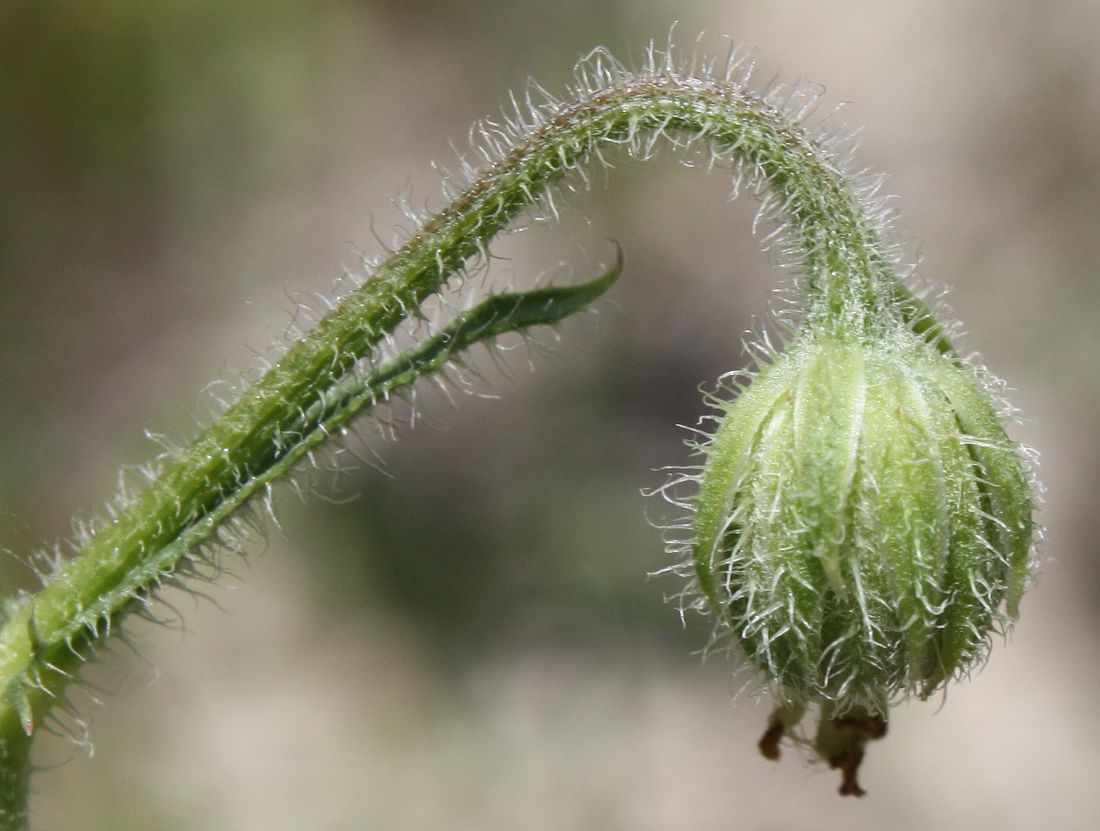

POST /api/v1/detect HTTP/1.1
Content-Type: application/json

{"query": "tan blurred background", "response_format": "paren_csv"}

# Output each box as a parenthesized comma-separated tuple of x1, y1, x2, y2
(1, 1, 1098, 828)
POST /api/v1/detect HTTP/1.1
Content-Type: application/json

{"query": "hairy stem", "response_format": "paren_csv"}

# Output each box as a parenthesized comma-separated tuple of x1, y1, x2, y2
(0, 57, 914, 826)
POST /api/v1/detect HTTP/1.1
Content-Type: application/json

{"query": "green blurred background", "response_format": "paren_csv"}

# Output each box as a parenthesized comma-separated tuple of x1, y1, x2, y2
(1, 1, 1098, 828)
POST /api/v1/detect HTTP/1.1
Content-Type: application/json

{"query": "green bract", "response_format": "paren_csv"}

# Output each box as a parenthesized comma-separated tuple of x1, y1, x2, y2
(690, 328, 1035, 792)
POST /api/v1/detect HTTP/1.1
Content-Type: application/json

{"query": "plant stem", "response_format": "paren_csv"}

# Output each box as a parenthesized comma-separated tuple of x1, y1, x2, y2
(0, 720, 28, 831)
(0, 55, 914, 826)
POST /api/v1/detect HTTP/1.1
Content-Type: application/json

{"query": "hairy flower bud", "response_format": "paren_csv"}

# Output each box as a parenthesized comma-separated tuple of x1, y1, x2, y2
(686, 329, 1036, 793)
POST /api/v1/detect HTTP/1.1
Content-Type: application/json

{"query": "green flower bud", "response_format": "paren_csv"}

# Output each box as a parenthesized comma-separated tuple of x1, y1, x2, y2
(685, 328, 1036, 793)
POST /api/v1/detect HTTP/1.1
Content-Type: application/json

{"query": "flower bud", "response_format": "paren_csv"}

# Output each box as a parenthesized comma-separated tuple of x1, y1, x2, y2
(687, 330, 1036, 792)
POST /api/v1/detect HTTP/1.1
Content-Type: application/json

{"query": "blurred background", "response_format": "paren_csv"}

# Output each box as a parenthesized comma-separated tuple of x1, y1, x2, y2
(1, 1, 1098, 828)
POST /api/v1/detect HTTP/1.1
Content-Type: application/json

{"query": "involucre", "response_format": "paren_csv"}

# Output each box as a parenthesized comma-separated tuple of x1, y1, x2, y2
(687, 326, 1036, 794)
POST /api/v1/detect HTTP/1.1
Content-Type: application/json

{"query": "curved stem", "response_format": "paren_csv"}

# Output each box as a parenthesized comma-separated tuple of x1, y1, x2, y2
(0, 58, 910, 826)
